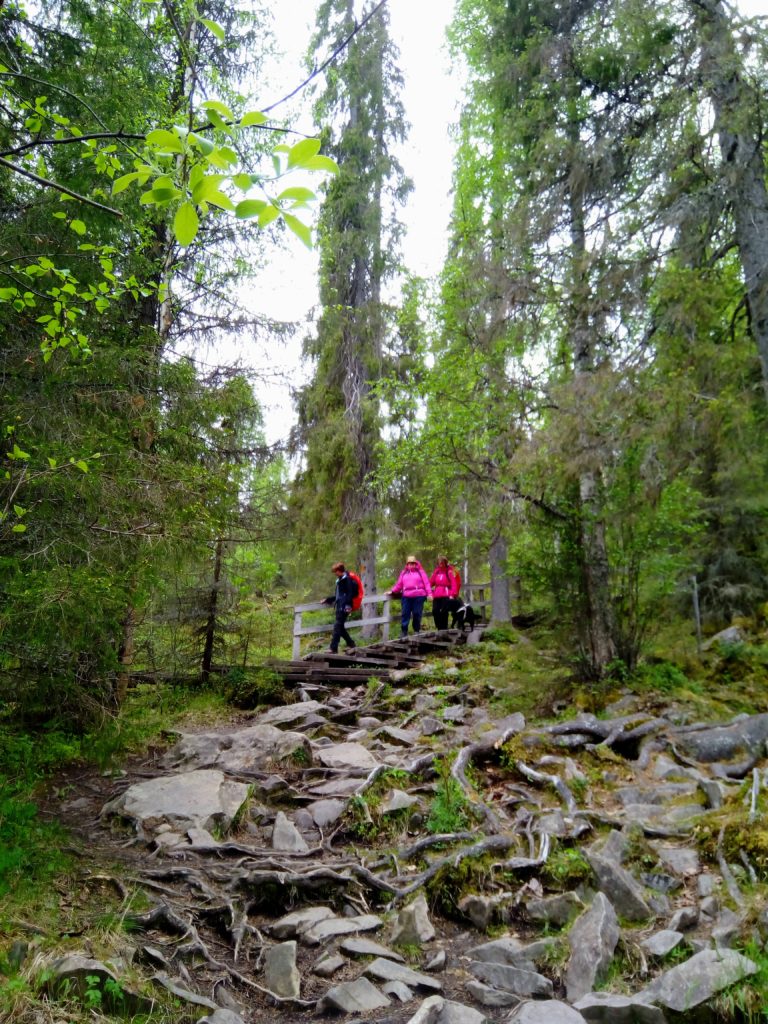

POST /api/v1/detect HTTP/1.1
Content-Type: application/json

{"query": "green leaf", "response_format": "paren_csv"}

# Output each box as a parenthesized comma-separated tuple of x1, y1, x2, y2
(277, 186, 316, 203)
(47, 457, 57, 469)
(11, 523, 26, 533)
(200, 18, 225, 41)
(70, 220, 87, 235)
(0, 287, 18, 301)
(75, 460, 89, 473)
(112, 171, 140, 195)
(13, 504, 26, 517)
(189, 133, 215, 156)
(204, 190, 235, 211)
(191, 174, 225, 203)
(257, 205, 280, 228)
(301, 155, 340, 173)
(287, 138, 322, 168)
(174, 202, 199, 246)
(232, 173, 252, 190)
(240, 110, 267, 127)
(235, 199, 267, 219)
(201, 99, 234, 120)
(282, 212, 313, 248)
(206, 109, 230, 133)
(145, 128, 184, 153)
(10, 444, 31, 460)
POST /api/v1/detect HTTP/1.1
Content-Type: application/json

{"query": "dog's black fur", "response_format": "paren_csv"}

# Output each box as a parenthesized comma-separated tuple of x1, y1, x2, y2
(446, 598, 477, 631)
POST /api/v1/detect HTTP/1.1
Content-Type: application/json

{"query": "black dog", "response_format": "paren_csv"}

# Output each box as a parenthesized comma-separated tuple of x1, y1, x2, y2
(446, 598, 477, 631)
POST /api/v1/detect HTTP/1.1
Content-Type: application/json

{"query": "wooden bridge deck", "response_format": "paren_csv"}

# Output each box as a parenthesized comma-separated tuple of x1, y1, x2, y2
(269, 628, 476, 687)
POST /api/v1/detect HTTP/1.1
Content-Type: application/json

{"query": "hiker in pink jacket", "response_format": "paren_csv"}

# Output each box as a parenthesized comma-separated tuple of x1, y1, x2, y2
(430, 556, 461, 630)
(387, 555, 431, 636)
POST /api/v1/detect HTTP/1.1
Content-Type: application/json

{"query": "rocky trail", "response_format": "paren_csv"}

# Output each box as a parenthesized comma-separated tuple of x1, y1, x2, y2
(36, 639, 768, 1024)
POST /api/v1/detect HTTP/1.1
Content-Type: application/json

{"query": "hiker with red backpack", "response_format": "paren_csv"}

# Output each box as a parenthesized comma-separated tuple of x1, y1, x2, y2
(429, 555, 461, 630)
(321, 561, 360, 654)
(386, 554, 432, 636)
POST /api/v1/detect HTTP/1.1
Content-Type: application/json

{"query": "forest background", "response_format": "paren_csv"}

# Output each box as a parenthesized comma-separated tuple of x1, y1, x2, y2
(1, 0, 768, 915)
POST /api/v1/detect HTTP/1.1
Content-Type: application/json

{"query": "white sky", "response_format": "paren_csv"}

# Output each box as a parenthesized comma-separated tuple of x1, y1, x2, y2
(230, 0, 763, 445)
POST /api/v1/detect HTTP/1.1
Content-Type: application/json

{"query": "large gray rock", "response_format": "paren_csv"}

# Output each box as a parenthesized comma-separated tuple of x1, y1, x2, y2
(161, 723, 311, 772)
(272, 812, 309, 853)
(264, 941, 300, 999)
(638, 947, 758, 1011)
(573, 992, 667, 1023)
(673, 713, 768, 763)
(46, 955, 154, 1014)
(586, 852, 652, 921)
(365, 956, 443, 991)
(651, 845, 700, 876)
(318, 977, 391, 1013)
(340, 936, 404, 961)
(313, 741, 379, 771)
(391, 893, 436, 945)
(406, 995, 489, 1024)
(308, 798, 347, 828)
(565, 893, 620, 1003)
(508, 1001, 587, 1023)
(101, 770, 249, 836)
(641, 930, 683, 957)
(199, 1011, 246, 1024)
(527, 891, 584, 927)
(302, 913, 382, 945)
(467, 960, 552, 998)
(269, 905, 333, 939)
(256, 700, 327, 727)
(465, 979, 520, 1007)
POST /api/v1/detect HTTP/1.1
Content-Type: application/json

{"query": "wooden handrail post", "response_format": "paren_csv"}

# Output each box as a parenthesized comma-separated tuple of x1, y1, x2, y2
(292, 609, 302, 660)
(383, 595, 390, 640)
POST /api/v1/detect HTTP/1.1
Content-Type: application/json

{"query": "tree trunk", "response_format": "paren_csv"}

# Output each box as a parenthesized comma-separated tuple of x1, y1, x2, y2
(115, 605, 137, 706)
(567, 106, 617, 679)
(695, 0, 768, 397)
(489, 534, 510, 623)
(201, 537, 224, 683)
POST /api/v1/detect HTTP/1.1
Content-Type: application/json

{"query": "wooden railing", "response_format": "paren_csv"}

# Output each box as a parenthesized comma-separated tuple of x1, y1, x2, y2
(292, 593, 392, 660)
(291, 583, 493, 659)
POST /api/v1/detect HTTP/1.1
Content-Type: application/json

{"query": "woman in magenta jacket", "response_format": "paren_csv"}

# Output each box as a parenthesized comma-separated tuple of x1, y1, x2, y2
(430, 556, 460, 629)
(387, 555, 431, 636)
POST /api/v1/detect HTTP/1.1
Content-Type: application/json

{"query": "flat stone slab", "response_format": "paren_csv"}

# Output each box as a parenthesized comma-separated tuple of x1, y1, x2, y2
(340, 936, 405, 961)
(638, 947, 757, 1011)
(641, 929, 684, 957)
(101, 770, 249, 836)
(365, 956, 443, 991)
(161, 724, 310, 773)
(256, 700, 328, 727)
(508, 1001, 587, 1023)
(312, 741, 379, 772)
(406, 995, 488, 1024)
(468, 960, 552, 998)
(302, 913, 383, 945)
(318, 976, 391, 1013)
(573, 992, 666, 1023)
(307, 798, 347, 828)
(270, 906, 334, 940)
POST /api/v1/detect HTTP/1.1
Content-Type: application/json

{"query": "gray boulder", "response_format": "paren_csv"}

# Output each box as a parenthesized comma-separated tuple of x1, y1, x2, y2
(365, 956, 443, 991)
(565, 893, 620, 1003)
(586, 852, 652, 921)
(101, 769, 249, 836)
(161, 723, 310, 772)
(391, 893, 436, 945)
(318, 977, 391, 1013)
(264, 941, 300, 999)
(302, 913, 383, 945)
(508, 1001, 587, 1023)
(269, 905, 333, 939)
(406, 995, 490, 1024)
(468, 960, 552, 998)
(272, 812, 309, 853)
(638, 947, 757, 1012)
(673, 713, 768, 763)
(573, 992, 667, 1023)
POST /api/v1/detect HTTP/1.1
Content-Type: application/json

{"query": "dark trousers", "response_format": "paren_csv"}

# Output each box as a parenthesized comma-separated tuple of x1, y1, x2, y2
(330, 608, 355, 652)
(401, 595, 426, 635)
(432, 596, 450, 630)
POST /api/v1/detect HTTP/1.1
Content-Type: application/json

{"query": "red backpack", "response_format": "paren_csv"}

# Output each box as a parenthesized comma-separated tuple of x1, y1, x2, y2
(449, 565, 461, 596)
(349, 572, 364, 611)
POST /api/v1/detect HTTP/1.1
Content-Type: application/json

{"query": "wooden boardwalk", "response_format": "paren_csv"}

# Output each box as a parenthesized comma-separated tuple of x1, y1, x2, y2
(270, 628, 475, 687)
